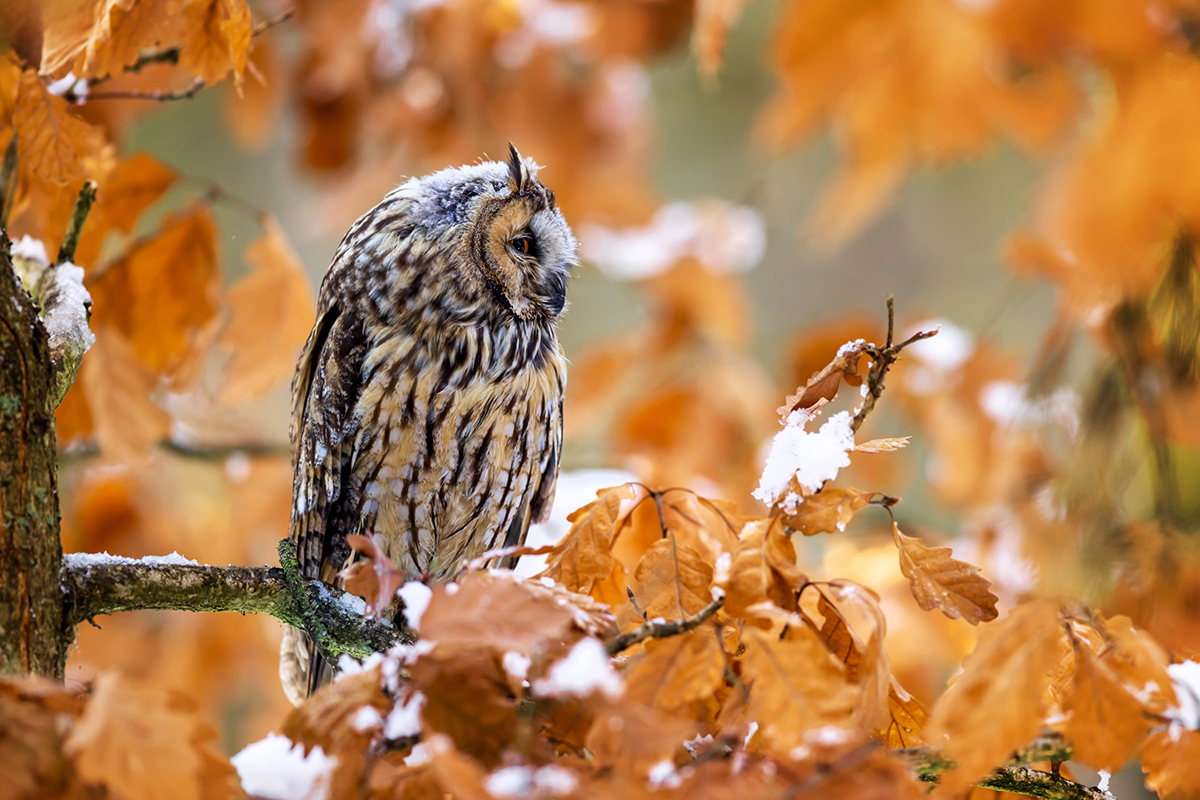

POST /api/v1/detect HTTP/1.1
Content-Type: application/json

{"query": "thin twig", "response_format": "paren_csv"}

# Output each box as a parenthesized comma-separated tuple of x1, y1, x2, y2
(56, 182, 97, 265)
(85, 77, 206, 102)
(0, 135, 17, 229)
(849, 296, 938, 434)
(605, 594, 724, 655)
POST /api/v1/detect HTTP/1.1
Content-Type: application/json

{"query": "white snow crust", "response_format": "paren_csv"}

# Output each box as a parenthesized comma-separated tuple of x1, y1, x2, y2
(230, 733, 335, 800)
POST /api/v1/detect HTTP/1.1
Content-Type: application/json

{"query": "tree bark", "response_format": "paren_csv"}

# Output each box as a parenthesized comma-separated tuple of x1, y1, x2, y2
(0, 230, 65, 677)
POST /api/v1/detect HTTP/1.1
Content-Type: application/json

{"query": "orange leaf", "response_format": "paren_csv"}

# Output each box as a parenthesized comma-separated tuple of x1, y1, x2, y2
(691, 0, 751, 80)
(892, 522, 999, 625)
(178, 0, 252, 87)
(217, 215, 316, 402)
(781, 338, 870, 416)
(1142, 727, 1200, 800)
(784, 487, 876, 536)
(93, 152, 178, 234)
(623, 627, 725, 714)
(89, 204, 220, 378)
(13, 69, 113, 186)
(632, 536, 714, 620)
(925, 600, 1063, 792)
(538, 484, 638, 595)
(1061, 645, 1153, 773)
(81, 328, 170, 461)
(880, 678, 927, 748)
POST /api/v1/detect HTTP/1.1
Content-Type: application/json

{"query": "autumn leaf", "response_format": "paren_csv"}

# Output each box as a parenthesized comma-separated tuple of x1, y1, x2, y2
(623, 627, 725, 713)
(879, 678, 927, 748)
(925, 600, 1063, 792)
(217, 215, 316, 402)
(410, 656, 516, 768)
(63, 672, 239, 800)
(856, 437, 910, 453)
(75, 152, 178, 267)
(223, 37, 282, 148)
(784, 487, 877, 536)
(538, 483, 638, 595)
(692, 0, 752, 80)
(340, 533, 404, 618)
(781, 338, 868, 416)
(81, 328, 170, 460)
(0, 677, 84, 800)
(584, 702, 695, 778)
(739, 626, 858, 753)
(179, 0, 253, 87)
(88, 204, 220, 380)
(719, 517, 801, 618)
(633, 536, 714, 620)
(892, 522, 999, 624)
(1142, 727, 1200, 800)
(1061, 644, 1153, 773)
(13, 69, 113, 186)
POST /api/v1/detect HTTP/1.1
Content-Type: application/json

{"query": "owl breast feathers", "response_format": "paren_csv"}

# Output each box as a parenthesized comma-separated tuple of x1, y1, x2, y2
(280, 147, 576, 704)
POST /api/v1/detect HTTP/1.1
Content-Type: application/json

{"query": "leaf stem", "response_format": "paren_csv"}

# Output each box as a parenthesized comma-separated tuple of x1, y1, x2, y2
(56, 181, 97, 265)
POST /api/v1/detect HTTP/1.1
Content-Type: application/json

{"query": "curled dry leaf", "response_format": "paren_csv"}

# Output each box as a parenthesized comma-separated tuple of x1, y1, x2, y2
(780, 338, 869, 416)
(0, 677, 85, 800)
(892, 522, 999, 624)
(179, 0, 253, 87)
(217, 215, 316, 402)
(855, 436, 910, 453)
(1141, 727, 1200, 800)
(1061, 644, 1154, 773)
(925, 600, 1063, 792)
(538, 483, 638, 595)
(719, 517, 803, 618)
(341, 533, 404, 618)
(13, 69, 113, 186)
(881, 678, 927, 748)
(784, 487, 877, 536)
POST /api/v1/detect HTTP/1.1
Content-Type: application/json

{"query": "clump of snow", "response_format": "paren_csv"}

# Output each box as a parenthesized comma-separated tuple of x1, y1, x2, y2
(532, 765, 577, 795)
(532, 638, 623, 699)
(743, 721, 759, 749)
(503, 651, 532, 681)
(43, 261, 95, 354)
(979, 381, 1080, 438)
(486, 766, 533, 797)
(352, 705, 384, 732)
(64, 551, 200, 568)
(404, 743, 432, 766)
(647, 760, 681, 790)
(580, 200, 766, 281)
(398, 581, 433, 630)
(836, 338, 867, 358)
(712, 552, 732, 584)
(1097, 770, 1111, 792)
(1166, 660, 1200, 733)
(753, 410, 856, 511)
(516, 469, 639, 578)
(384, 691, 426, 740)
(12, 235, 49, 264)
(684, 734, 714, 757)
(231, 733, 335, 800)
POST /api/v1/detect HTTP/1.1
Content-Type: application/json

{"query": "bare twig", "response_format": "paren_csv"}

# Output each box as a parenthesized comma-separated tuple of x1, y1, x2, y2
(56, 181, 97, 265)
(850, 296, 938, 434)
(85, 77, 206, 102)
(605, 593, 724, 655)
(0, 135, 17, 229)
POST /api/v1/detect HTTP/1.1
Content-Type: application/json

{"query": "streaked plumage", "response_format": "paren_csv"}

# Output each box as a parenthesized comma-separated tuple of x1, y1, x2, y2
(280, 148, 575, 704)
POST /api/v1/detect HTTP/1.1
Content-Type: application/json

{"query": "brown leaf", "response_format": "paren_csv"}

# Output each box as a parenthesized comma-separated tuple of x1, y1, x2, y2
(719, 517, 801, 618)
(879, 678, 927, 748)
(410, 655, 515, 768)
(81, 328, 170, 461)
(692, 0, 751, 80)
(13, 69, 113, 186)
(63, 672, 238, 800)
(624, 627, 725, 713)
(784, 488, 877, 536)
(781, 338, 869, 416)
(538, 483, 638, 595)
(0, 677, 84, 800)
(739, 626, 858, 753)
(341, 533, 404, 618)
(222, 38, 282, 149)
(1142, 727, 1200, 800)
(855, 437, 910, 453)
(89, 204, 220, 379)
(925, 600, 1063, 792)
(93, 152, 177, 234)
(217, 215, 316, 402)
(633, 536, 714, 620)
(178, 0, 252, 86)
(1102, 615, 1177, 715)
(1061, 644, 1153, 773)
(585, 701, 695, 777)
(892, 522, 999, 625)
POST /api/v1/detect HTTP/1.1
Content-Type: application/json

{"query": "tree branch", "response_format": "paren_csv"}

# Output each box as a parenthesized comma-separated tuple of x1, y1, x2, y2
(605, 593, 725, 655)
(56, 181, 97, 266)
(850, 295, 938, 434)
(60, 542, 411, 661)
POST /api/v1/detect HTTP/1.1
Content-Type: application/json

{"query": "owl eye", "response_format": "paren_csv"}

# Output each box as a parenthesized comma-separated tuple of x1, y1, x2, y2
(509, 235, 533, 256)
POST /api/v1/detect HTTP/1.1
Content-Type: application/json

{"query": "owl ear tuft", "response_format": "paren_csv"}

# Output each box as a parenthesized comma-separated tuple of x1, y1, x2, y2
(506, 143, 529, 194)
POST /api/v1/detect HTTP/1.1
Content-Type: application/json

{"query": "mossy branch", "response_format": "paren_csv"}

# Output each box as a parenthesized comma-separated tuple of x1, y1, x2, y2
(60, 540, 411, 661)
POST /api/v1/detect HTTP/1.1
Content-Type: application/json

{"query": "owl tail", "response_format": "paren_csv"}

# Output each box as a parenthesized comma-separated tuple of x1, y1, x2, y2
(279, 625, 335, 706)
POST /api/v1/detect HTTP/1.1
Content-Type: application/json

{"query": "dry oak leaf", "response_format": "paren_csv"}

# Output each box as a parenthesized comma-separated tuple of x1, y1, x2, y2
(81, 327, 170, 461)
(13, 69, 113, 186)
(88, 204, 220, 378)
(784, 487, 877, 536)
(63, 672, 238, 800)
(584, 701, 696, 778)
(74, 152, 178, 267)
(623, 626, 725, 714)
(0, 677, 85, 800)
(925, 600, 1063, 793)
(408, 655, 516, 769)
(880, 678, 927, 748)
(633, 536, 715, 620)
(781, 338, 868, 416)
(1141, 727, 1200, 800)
(217, 215, 316, 402)
(892, 522, 998, 624)
(1061, 644, 1154, 774)
(739, 626, 858, 753)
(538, 483, 638, 595)
(1102, 615, 1177, 715)
(718, 517, 802, 618)
(341, 533, 404, 618)
(179, 0, 252, 87)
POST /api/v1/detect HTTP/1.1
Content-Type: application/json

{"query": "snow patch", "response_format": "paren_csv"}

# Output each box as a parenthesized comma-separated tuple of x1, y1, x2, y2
(503, 651, 532, 681)
(532, 638, 623, 699)
(64, 551, 200, 568)
(351, 705, 383, 732)
(1166, 660, 1200, 732)
(647, 760, 681, 790)
(1097, 770, 1111, 793)
(532, 765, 577, 795)
(486, 766, 533, 797)
(12, 235, 49, 264)
(753, 410, 855, 510)
(398, 581, 433, 630)
(231, 733, 335, 800)
(384, 691, 426, 740)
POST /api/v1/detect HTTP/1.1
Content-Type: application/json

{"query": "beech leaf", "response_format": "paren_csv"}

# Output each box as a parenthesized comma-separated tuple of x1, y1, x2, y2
(892, 522, 999, 624)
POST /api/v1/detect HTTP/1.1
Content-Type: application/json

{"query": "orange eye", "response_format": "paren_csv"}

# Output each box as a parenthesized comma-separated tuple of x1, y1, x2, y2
(511, 236, 531, 256)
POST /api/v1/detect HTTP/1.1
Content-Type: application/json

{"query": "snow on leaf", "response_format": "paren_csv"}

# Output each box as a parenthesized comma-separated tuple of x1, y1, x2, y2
(753, 410, 856, 510)
(780, 338, 869, 416)
(892, 521, 999, 624)
(230, 733, 335, 800)
(925, 600, 1063, 792)
(217, 215, 317, 402)
(532, 638, 623, 699)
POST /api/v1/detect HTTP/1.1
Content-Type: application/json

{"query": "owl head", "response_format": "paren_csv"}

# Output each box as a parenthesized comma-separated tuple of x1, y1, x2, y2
(405, 145, 577, 324)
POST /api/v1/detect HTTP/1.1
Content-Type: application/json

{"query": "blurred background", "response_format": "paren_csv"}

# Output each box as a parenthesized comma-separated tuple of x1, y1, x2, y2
(11, 4, 1196, 795)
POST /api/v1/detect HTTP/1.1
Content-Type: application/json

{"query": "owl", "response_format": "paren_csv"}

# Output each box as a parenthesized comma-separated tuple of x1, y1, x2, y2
(279, 147, 575, 704)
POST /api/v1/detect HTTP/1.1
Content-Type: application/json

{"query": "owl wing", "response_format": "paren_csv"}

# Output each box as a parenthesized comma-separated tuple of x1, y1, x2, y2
(498, 394, 562, 570)
(285, 302, 368, 699)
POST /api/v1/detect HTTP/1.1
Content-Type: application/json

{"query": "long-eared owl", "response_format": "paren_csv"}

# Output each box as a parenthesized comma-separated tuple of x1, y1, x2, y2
(280, 147, 575, 704)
